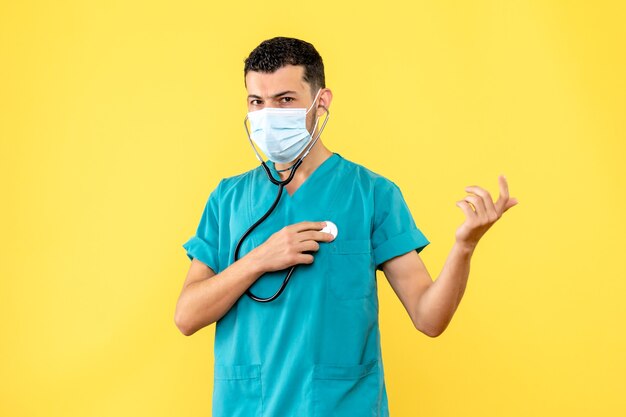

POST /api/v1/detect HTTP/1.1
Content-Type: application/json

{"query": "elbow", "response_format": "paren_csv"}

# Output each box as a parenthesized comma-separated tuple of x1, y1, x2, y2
(174, 315, 192, 336)
(174, 308, 196, 336)
(421, 326, 444, 338)
(414, 318, 446, 338)
(175, 306, 217, 336)
(416, 323, 443, 338)
(412, 303, 450, 338)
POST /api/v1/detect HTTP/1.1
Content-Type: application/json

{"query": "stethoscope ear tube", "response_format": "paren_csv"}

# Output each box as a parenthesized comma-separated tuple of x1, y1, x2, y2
(237, 105, 330, 302)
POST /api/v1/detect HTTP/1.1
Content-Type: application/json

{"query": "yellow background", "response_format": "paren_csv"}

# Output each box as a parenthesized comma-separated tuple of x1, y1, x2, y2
(2, 1, 625, 416)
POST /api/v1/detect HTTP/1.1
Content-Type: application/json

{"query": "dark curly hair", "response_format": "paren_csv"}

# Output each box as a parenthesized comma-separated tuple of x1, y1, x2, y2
(243, 37, 326, 97)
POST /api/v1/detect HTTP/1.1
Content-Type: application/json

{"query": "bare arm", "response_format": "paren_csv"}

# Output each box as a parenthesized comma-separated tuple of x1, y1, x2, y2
(415, 242, 474, 335)
(383, 175, 518, 337)
(382, 242, 474, 337)
(174, 254, 264, 336)
(174, 221, 335, 336)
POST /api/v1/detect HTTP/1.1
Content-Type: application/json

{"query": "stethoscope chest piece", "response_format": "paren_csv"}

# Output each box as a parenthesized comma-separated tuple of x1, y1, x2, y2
(321, 221, 338, 239)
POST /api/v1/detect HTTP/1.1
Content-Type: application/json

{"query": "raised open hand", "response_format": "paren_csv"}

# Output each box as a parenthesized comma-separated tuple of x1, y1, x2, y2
(454, 174, 519, 250)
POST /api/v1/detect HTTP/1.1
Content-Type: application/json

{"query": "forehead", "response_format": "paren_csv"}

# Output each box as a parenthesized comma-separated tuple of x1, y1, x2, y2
(245, 64, 309, 96)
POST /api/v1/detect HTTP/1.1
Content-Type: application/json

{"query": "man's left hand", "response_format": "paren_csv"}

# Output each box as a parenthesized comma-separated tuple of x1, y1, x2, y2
(454, 174, 519, 251)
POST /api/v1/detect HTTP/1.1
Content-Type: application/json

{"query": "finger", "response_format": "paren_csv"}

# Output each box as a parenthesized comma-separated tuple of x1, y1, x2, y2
(298, 230, 335, 242)
(291, 221, 327, 232)
(455, 200, 476, 219)
(503, 196, 519, 212)
(296, 253, 315, 265)
(297, 240, 321, 253)
(464, 194, 487, 222)
(495, 175, 510, 215)
(465, 185, 498, 222)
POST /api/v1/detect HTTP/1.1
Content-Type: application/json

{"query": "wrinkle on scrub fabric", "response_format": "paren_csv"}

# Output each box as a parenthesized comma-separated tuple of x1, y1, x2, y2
(182, 152, 430, 417)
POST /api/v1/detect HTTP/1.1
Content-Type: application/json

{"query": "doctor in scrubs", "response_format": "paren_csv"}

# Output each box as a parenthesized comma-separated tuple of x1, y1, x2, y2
(175, 37, 518, 417)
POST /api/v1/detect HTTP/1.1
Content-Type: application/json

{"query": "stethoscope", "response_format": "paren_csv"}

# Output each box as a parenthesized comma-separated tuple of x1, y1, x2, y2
(235, 103, 331, 302)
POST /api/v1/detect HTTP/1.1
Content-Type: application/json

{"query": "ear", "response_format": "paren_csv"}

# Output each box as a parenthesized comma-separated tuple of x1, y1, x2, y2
(317, 88, 332, 117)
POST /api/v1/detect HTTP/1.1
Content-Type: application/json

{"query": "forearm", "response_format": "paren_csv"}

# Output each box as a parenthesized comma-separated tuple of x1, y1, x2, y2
(177, 253, 265, 335)
(414, 242, 475, 337)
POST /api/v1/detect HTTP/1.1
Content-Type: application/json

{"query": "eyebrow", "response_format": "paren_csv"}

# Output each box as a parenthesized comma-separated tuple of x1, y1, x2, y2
(247, 90, 298, 100)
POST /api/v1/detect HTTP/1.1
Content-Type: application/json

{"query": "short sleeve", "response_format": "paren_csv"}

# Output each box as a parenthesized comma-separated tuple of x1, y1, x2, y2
(182, 181, 221, 273)
(372, 180, 430, 271)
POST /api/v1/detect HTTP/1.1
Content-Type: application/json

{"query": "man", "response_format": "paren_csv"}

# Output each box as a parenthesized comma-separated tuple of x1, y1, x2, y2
(175, 37, 518, 417)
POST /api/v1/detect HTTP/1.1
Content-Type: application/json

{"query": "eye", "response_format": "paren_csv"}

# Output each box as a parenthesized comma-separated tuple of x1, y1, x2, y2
(280, 97, 295, 103)
(250, 99, 263, 106)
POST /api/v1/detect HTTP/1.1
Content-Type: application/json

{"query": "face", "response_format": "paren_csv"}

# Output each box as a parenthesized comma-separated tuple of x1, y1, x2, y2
(245, 64, 331, 134)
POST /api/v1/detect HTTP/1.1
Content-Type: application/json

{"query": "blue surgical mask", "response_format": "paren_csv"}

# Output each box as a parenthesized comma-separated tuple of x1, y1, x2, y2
(245, 88, 323, 164)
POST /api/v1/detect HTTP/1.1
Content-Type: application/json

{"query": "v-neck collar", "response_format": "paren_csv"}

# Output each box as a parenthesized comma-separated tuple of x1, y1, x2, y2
(267, 152, 341, 199)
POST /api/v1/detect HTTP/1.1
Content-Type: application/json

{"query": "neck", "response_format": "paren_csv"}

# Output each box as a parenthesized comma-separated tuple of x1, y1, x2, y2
(274, 141, 333, 181)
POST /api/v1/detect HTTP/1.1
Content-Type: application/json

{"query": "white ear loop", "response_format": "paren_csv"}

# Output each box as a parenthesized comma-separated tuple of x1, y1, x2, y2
(306, 88, 323, 115)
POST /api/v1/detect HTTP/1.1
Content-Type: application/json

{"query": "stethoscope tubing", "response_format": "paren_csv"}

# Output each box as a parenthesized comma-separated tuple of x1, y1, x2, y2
(233, 159, 302, 302)
(235, 105, 330, 303)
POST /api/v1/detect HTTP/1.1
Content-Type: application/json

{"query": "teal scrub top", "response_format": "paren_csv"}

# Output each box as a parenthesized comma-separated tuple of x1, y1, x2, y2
(182, 152, 430, 417)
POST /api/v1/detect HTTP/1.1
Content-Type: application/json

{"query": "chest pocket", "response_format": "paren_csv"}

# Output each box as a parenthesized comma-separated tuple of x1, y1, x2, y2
(326, 238, 375, 300)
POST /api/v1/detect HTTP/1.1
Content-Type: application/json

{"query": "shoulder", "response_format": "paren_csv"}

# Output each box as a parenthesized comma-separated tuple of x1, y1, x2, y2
(337, 153, 400, 195)
(212, 165, 263, 198)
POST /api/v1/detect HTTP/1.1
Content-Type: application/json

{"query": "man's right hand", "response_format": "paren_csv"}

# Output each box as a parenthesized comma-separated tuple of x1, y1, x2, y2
(248, 221, 336, 273)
